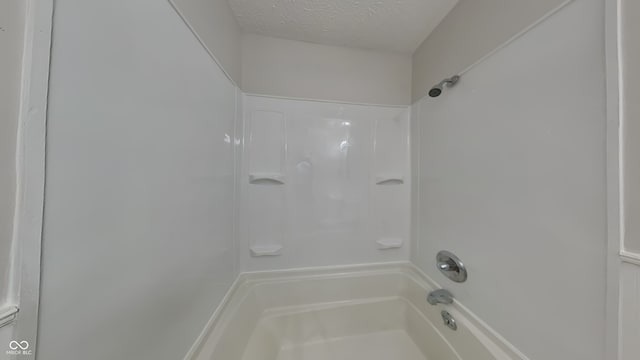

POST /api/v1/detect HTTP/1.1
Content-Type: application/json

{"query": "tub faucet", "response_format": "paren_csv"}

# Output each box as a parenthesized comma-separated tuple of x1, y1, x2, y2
(427, 289, 454, 305)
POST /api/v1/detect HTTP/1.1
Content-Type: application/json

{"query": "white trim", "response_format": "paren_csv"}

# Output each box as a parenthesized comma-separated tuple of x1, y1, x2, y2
(239, 260, 409, 280)
(243, 92, 410, 109)
(167, 0, 239, 89)
(409, 100, 422, 264)
(605, 0, 622, 359)
(233, 87, 243, 279)
(617, 0, 626, 257)
(9, 0, 53, 353)
(6, 0, 28, 310)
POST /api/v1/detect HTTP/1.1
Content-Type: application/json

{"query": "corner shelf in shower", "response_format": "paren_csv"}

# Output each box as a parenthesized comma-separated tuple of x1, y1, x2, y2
(249, 173, 286, 185)
(250, 245, 283, 257)
(375, 174, 404, 185)
(376, 238, 403, 250)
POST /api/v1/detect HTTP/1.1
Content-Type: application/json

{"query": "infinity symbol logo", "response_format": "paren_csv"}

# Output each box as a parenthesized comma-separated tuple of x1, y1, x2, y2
(9, 341, 29, 350)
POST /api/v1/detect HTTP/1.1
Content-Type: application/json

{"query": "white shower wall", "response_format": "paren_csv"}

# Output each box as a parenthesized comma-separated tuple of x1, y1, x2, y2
(34, 0, 616, 359)
(0, 0, 27, 351)
(411, 1, 606, 359)
(0, 0, 26, 306)
(38, 0, 412, 355)
(240, 95, 411, 271)
(39, 0, 240, 359)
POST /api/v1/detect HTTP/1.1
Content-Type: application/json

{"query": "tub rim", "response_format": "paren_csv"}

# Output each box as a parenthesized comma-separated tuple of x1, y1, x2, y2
(183, 261, 529, 360)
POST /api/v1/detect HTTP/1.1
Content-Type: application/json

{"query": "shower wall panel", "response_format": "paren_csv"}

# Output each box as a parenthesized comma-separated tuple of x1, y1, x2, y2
(240, 95, 411, 271)
(38, 0, 240, 359)
(412, 1, 606, 359)
(0, 0, 26, 309)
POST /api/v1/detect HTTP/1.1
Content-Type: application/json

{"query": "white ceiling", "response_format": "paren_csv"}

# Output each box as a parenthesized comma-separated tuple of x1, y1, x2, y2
(227, 0, 459, 54)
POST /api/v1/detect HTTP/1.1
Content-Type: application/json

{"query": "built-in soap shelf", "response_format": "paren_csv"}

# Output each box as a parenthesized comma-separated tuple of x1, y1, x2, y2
(250, 245, 283, 257)
(249, 173, 285, 185)
(375, 174, 404, 185)
(376, 238, 403, 250)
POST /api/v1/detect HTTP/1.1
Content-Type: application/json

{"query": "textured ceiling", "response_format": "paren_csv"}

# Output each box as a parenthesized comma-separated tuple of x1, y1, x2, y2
(227, 0, 459, 54)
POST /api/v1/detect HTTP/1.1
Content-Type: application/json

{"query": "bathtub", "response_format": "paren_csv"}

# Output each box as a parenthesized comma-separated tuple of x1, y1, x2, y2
(186, 263, 527, 360)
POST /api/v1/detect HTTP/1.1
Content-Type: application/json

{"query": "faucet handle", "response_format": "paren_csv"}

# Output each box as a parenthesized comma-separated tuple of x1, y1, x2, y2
(436, 251, 467, 282)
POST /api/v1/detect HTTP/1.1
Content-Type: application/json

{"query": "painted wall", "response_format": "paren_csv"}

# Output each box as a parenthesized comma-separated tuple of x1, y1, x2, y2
(411, 0, 567, 102)
(620, 261, 640, 360)
(621, 0, 640, 253)
(240, 95, 410, 271)
(168, 0, 242, 85)
(619, 1, 640, 359)
(241, 34, 413, 106)
(0, 0, 26, 307)
(38, 0, 239, 359)
(411, 1, 607, 359)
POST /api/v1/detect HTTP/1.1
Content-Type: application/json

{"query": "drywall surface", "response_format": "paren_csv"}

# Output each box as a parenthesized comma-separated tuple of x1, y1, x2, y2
(228, 0, 457, 54)
(621, 0, 640, 253)
(0, 0, 25, 306)
(620, 261, 640, 360)
(620, 3, 640, 358)
(240, 95, 410, 271)
(39, 0, 238, 359)
(411, 0, 567, 102)
(241, 34, 412, 105)
(169, 0, 241, 85)
(412, 1, 606, 359)
(0, 327, 11, 356)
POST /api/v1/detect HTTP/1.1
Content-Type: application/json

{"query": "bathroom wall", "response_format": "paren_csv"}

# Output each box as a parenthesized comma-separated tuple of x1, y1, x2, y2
(38, 0, 239, 359)
(0, 0, 26, 306)
(240, 95, 410, 271)
(412, 0, 606, 359)
(619, 0, 640, 359)
(620, 262, 640, 360)
(621, 0, 640, 254)
(412, 0, 568, 101)
(168, 0, 242, 85)
(241, 34, 413, 106)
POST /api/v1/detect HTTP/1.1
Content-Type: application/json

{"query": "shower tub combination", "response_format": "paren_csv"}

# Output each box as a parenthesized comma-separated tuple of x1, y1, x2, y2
(186, 263, 525, 360)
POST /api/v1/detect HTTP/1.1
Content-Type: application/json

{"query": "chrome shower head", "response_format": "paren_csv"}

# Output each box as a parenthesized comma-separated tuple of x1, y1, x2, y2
(429, 75, 460, 98)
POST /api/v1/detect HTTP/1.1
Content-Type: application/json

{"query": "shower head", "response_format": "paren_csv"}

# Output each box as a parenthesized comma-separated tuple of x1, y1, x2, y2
(428, 75, 460, 98)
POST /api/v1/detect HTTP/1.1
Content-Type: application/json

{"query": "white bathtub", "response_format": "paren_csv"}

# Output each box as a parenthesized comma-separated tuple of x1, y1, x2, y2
(187, 263, 527, 360)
